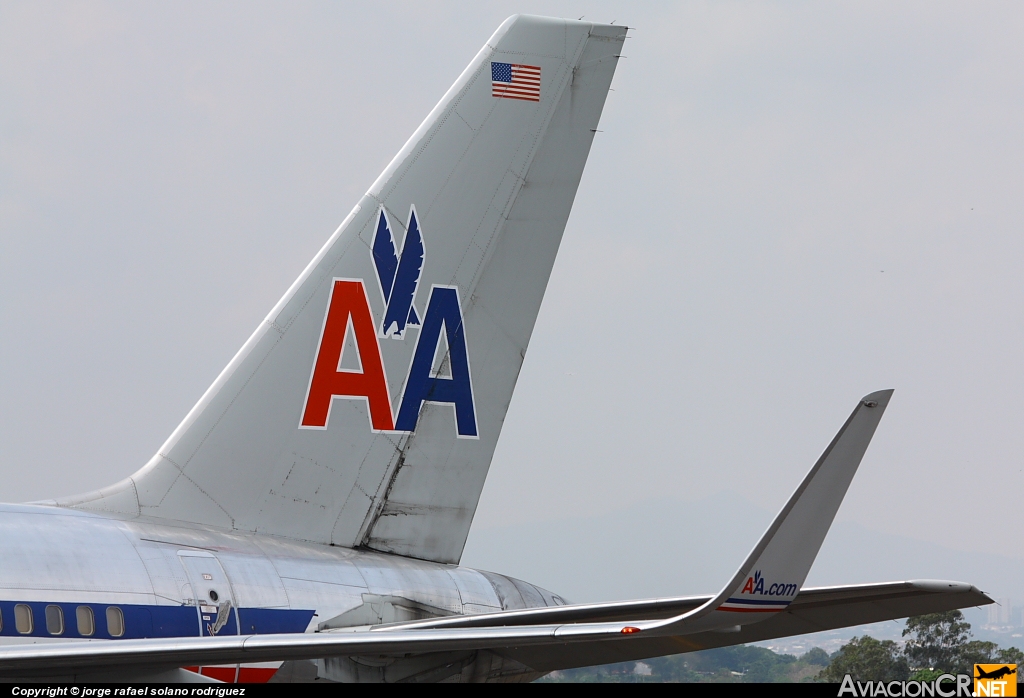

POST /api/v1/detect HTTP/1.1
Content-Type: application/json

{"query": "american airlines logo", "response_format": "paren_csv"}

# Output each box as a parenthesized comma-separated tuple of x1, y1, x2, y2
(740, 570, 797, 598)
(719, 570, 798, 613)
(300, 206, 478, 437)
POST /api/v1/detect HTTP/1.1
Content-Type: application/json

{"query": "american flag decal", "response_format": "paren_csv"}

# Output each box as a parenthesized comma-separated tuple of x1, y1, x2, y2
(491, 62, 541, 102)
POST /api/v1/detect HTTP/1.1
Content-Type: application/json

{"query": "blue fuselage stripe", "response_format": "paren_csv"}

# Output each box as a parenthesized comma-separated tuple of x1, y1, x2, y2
(0, 601, 314, 640)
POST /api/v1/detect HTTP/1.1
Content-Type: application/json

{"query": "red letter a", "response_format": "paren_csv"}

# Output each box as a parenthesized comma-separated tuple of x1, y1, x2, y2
(301, 280, 394, 431)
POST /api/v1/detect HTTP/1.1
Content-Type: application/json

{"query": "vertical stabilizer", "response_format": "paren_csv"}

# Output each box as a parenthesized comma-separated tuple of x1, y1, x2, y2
(53, 16, 627, 564)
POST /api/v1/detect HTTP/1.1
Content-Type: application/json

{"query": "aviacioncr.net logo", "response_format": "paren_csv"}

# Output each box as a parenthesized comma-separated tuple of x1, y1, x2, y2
(975, 664, 1017, 697)
(839, 674, 974, 697)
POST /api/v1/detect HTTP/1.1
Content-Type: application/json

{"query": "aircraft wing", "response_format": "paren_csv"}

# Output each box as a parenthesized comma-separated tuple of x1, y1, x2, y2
(484, 579, 990, 672)
(0, 390, 992, 680)
(373, 579, 987, 631)
(0, 579, 990, 679)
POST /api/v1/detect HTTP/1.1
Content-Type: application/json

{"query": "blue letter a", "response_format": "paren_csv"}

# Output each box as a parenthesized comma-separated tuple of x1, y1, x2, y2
(395, 287, 477, 437)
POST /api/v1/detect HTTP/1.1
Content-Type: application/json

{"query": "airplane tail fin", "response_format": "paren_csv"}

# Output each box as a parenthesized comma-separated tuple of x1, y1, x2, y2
(52, 16, 627, 564)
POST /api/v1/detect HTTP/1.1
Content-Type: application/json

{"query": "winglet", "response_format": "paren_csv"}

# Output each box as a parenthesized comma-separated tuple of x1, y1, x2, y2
(645, 390, 894, 635)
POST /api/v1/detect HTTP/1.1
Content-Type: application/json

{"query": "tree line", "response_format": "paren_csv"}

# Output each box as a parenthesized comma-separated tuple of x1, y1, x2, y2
(820, 610, 1023, 682)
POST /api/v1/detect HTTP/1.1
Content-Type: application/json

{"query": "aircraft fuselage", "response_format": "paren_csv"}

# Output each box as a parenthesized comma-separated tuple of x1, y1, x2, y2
(0, 503, 560, 681)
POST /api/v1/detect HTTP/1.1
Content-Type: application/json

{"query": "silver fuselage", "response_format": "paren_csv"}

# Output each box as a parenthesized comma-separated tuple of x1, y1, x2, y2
(0, 503, 561, 681)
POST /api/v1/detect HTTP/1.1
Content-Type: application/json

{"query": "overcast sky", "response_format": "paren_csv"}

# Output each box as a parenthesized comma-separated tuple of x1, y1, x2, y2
(2, 2, 1023, 603)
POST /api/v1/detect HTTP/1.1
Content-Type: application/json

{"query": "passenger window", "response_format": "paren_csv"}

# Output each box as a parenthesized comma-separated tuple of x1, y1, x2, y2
(106, 606, 124, 638)
(76, 606, 94, 636)
(44, 605, 64, 635)
(14, 604, 33, 634)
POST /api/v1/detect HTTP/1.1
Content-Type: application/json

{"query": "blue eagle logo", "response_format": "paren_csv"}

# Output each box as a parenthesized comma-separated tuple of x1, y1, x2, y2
(371, 207, 424, 339)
